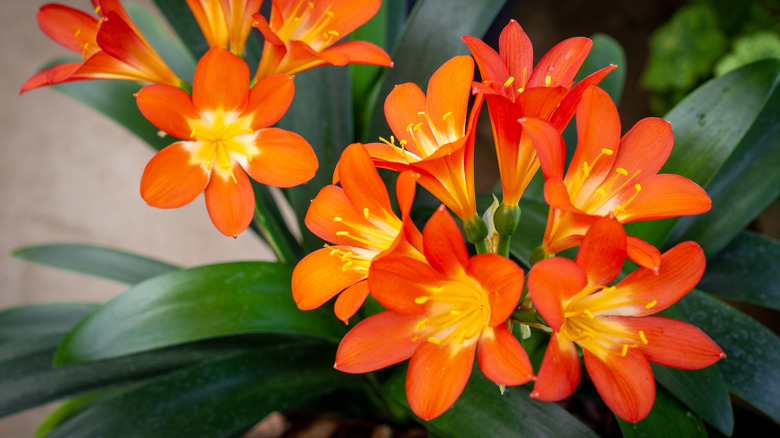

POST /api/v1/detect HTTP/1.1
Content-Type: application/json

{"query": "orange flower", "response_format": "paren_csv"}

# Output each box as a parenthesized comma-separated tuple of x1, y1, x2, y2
(527, 217, 725, 422)
(463, 20, 616, 206)
(335, 206, 533, 420)
(252, 0, 392, 79)
(135, 47, 317, 237)
(21, 0, 182, 93)
(529, 86, 711, 267)
(291, 144, 423, 323)
(186, 0, 264, 55)
(361, 55, 484, 225)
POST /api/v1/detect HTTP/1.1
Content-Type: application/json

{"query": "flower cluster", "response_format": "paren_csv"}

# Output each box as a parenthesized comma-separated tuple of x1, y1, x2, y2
(24, 1, 725, 426)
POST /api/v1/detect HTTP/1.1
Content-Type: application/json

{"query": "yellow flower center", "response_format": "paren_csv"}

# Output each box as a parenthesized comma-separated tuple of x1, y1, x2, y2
(412, 280, 491, 347)
(326, 207, 402, 271)
(567, 148, 643, 219)
(189, 109, 257, 182)
(560, 284, 655, 360)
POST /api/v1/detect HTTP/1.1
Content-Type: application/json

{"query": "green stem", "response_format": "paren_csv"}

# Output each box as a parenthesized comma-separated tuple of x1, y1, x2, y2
(511, 309, 546, 326)
(474, 239, 489, 254)
(497, 233, 512, 258)
(253, 203, 298, 265)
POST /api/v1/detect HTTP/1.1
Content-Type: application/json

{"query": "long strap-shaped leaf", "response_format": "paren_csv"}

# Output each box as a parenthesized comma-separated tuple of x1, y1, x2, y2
(13, 243, 179, 285)
(54, 262, 347, 364)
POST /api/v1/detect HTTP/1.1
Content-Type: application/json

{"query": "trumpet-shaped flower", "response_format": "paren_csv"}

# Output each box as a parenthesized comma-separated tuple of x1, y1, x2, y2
(361, 56, 483, 224)
(335, 206, 533, 420)
(252, 0, 392, 79)
(292, 143, 423, 323)
(21, 0, 182, 93)
(530, 86, 711, 266)
(186, 0, 264, 55)
(527, 216, 725, 422)
(463, 20, 616, 206)
(135, 47, 317, 237)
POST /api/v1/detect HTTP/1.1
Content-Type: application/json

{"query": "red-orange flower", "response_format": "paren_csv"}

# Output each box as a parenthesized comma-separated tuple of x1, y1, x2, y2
(335, 206, 533, 420)
(186, 0, 264, 55)
(135, 47, 317, 237)
(252, 0, 392, 79)
(292, 144, 422, 323)
(463, 20, 616, 206)
(361, 56, 483, 223)
(530, 86, 711, 266)
(21, 0, 182, 93)
(527, 216, 725, 422)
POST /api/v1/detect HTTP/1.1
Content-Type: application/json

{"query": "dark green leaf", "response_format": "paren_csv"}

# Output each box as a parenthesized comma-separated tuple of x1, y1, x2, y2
(367, 0, 506, 139)
(697, 231, 780, 311)
(151, 0, 209, 61)
(580, 33, 627, 106)
(627, 59, 780, 247)
(0, 303, 97, 343)
(35, 389, 124, 438)
(43, 342, 356, 438)
(651, 364, 732, 435)
(351, 2, 389, 140)
(618, 385, 708, 438)
(666, 68, 780, 256)
(384, 369, 599, 438)
(278, 66, 354, 253)
(54, 262, 346, 364)
(13, 243, 179, 285)
(509, 198, 549, 267)
(52, 79, 170, 151)
(675, 290, 780, 424)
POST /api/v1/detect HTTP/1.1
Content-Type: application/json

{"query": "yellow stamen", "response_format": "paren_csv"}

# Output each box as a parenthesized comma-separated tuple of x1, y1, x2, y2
(545, 75, 552, 87)
(645, 300, 657, 309)
(639, 330, 648, 345)
(414, 296, 429, 304)
(503, 76, 515, 88)
(363, 208, 370, 218)
(427, 336, 441, 344)
(621, 344, 629, 357)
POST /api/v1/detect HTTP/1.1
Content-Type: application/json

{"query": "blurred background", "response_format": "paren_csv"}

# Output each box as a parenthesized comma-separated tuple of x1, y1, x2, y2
(1, 0, 778, 435)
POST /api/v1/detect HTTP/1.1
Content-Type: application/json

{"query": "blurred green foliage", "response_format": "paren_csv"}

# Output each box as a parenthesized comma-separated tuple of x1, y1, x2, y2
(642, 0, 780, 114)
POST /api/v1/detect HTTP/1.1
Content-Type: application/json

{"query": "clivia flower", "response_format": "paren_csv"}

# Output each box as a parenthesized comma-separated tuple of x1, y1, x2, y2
(527, 216, 725, 422)
(529, 86, 711, 267)
(335, 206, 533, 420)
(21, 0, 183, 93)
(292, 143, 423, 323)
(361, 55, 484, 228)
(186, 0, 264, 55)
(135, 47, 317, 237)
(463, 20, 616, 207)
(252, 0, 392, 79)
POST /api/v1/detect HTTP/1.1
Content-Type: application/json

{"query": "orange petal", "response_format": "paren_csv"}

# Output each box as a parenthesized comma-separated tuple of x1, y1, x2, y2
(515, 86, 569, 119)
(140, 142, 208, 208)
(247, 74, 295, 129)
(334, 279, 371, 324)
(531, 331, 580, 401)
(519, 117, 565, 179)
(369, 255, 444, 316)
(204, 163, 255, 237)
(422, 206, 469, 278)
(527, 258, 588, 330)
(543, 176, 580, 213)
(613, 174, 711, 222)
(38, 4, 99, 55)
(626, 236, 662, 272)
(245, 128, 318, 187)
(528, 37, 591, 88)
(383, 83, 432, 156)
(498, 20, 534, 85)
(192, 47, 249, 112)
(477, 324, 534, 385)
(320, 40, 392, 67)
(20, 63, 81, 93)
(462, 34, 510, 97)
(407, 339, 476, 420)
(576, 216, 626, 285)
(426, 56, 473, 137)
(291, 246, 367, 310)
(335, 310, 420, 373)
(467, 254, 524, 326)
(96, 12, 179, 86)
(337, 144, 395, 225)
(304, 185, 379, 247)
(135, 84, 198, 140)
(609, 316, 725, 369)
(320, 0, 381, 40)
(567, 87, 620, 186)
(396, 170, 420, 220)
(490, 97, 537, 205)
(583, 347, 655, 422)
(609, 241, 706, 316)
(550, 64, 617, 132)
(611, 117, 673, 176)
